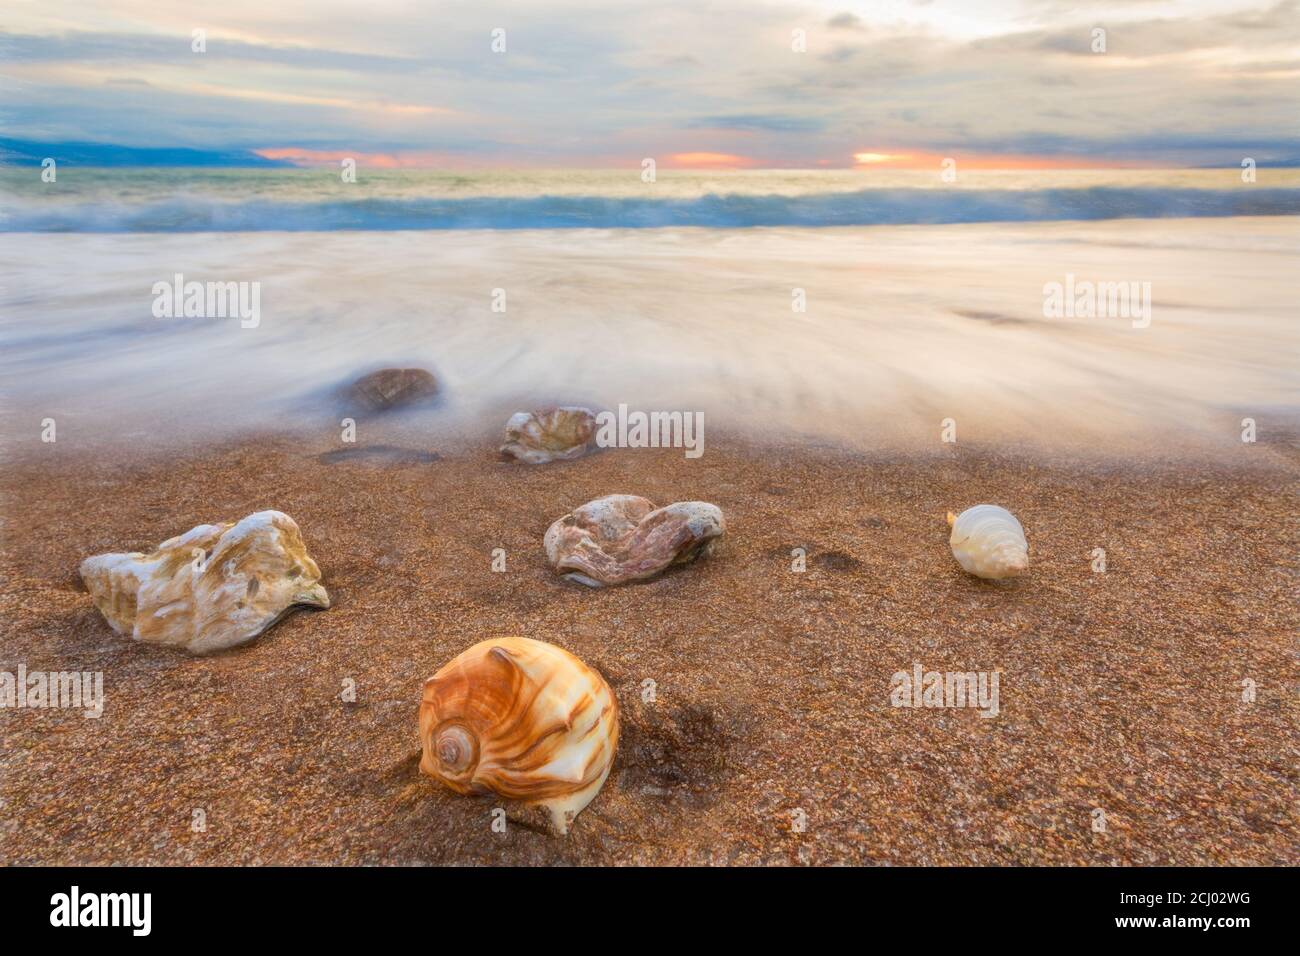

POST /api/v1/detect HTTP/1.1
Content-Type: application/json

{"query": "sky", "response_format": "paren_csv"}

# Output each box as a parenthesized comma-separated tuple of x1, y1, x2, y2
(1, 0, 1298, 168)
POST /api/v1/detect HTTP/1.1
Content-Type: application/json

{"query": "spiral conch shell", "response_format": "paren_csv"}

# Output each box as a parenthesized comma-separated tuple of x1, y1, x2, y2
(544, 494, 725, 587)
(79, 510, 329, 654)
(419, 637, 619, 835)
(500, 406, 598, 464)
(947, 505, 1029, 579)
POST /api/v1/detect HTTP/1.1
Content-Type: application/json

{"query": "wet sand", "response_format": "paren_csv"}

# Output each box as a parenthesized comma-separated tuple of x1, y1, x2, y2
(0, 428, 1296, 865)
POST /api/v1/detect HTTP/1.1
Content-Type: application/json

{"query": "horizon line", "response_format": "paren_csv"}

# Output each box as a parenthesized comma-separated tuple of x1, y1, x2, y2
(4, 137, 1298, 172)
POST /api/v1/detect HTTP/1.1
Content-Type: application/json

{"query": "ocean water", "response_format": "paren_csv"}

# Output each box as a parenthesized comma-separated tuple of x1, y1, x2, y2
(1, 169, 1297, 457)
(3, 167, 1300, 232)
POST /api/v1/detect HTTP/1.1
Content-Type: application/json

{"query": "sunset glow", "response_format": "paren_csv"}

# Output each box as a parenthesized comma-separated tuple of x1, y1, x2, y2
(254, 148, 457, 168)
(853, 153, 910, 165)
(666, 152, 757, 169)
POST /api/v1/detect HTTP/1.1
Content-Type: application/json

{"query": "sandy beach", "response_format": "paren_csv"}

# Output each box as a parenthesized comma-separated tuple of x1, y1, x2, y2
(2, 423, 1295, 865)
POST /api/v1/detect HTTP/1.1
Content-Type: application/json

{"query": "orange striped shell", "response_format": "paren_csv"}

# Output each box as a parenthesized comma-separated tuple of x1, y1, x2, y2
(419, 637, 619, 834)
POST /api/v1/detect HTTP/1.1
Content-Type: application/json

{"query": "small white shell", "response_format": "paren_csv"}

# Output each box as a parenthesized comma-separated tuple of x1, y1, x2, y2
(947, 505, 1029, 579)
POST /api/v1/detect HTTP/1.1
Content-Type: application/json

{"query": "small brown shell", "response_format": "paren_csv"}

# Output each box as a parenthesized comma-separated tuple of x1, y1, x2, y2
(500, 406, 598, 464)
(544, 494, 725, 587)
(419, 637, 619, 835)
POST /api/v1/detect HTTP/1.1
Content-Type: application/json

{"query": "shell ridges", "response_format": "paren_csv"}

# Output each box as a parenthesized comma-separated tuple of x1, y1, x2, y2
(419, 637, 619, 835)
(947, 504, 1029, 580)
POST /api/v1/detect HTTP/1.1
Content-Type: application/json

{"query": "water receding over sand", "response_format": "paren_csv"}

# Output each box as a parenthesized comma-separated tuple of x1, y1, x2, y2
(2, 217, 1296, 463)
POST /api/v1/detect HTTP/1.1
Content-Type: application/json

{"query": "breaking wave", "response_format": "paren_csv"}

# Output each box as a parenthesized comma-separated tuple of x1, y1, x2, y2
(4, 186, 1299, 232)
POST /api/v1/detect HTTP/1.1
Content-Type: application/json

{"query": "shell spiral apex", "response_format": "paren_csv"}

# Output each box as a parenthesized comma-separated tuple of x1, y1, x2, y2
(419, 637, 619, 835)
(948, 504, 1029, 580)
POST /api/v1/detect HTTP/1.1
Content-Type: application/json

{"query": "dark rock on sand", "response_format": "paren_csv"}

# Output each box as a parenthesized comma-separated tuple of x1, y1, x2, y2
(345, 367, 439, 412)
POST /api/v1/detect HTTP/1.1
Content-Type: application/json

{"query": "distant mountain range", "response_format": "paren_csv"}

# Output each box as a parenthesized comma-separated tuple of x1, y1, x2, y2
(0, 137, 292, 167)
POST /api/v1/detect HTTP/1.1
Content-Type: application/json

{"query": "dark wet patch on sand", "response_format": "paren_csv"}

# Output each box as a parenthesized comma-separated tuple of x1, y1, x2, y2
(316, 445, 440, 466)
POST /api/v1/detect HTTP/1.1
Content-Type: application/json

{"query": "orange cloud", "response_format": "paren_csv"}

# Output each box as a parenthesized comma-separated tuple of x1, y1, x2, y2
(666, 152, 757, 169)
(255, 147, 455, 168)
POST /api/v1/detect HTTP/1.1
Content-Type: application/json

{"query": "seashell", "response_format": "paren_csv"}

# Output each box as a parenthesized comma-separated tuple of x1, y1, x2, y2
(346, 367, 439, 412)
(79, 510, 329, 654)
(947, 505, 1029, 579)
(544, 494, 725, 587)
(419, 637, 619, 835)
(501, 406, 598, 464)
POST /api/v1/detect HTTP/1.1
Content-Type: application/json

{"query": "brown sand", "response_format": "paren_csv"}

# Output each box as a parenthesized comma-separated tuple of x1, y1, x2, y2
(1, 429, 1296, 865)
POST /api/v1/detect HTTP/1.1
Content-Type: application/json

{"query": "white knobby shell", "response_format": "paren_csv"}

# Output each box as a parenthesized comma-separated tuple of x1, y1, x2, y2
(947, 505, 1029, 579)
(79, 510, 330, 653)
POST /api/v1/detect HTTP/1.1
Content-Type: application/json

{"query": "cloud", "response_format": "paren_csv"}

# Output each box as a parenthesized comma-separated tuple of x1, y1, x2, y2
(826, 13, 864, 30)
(0, 0, 1296, 167)
(685, 114, 827, 132)
(0, 29, 428, 72)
